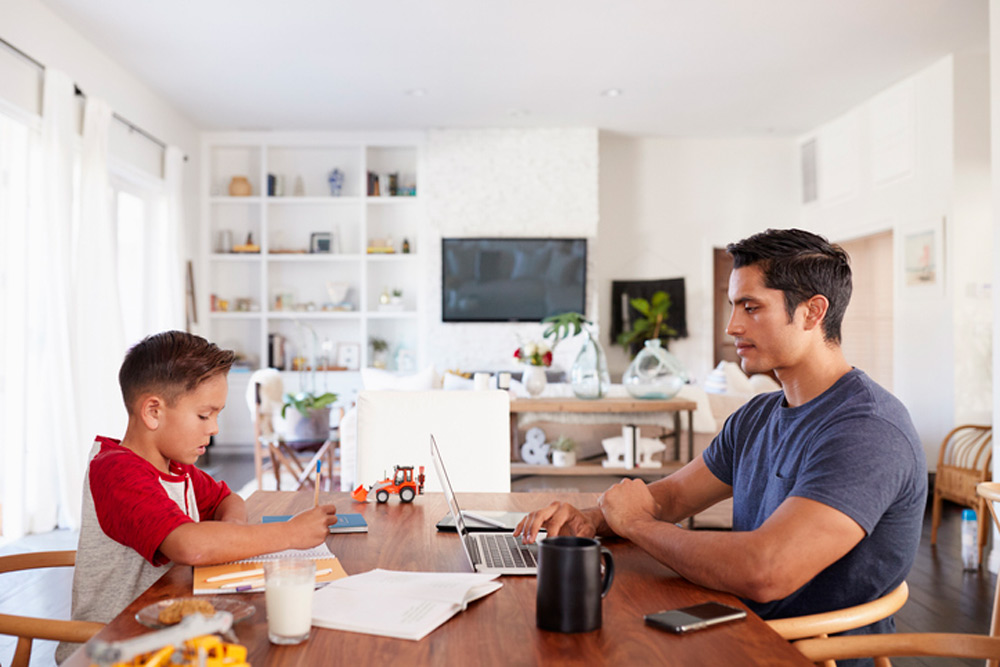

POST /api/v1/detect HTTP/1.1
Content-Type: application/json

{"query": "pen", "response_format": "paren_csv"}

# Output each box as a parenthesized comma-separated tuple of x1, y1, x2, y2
(206, 568, 264, 583)
(219, 568, 333, 590)
(313, 460, 322, 507)
(462, 511, 507, 528)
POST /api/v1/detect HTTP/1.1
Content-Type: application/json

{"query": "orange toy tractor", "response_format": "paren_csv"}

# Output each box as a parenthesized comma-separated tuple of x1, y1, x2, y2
(352, 465, 425, 503)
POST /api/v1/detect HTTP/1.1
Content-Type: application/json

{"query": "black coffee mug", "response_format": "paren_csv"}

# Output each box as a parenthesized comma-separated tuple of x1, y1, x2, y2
(536, 536, 615, 633)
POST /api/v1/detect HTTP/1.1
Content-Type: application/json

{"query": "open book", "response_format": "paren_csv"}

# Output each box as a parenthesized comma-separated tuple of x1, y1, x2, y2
(311, 569, 502, 640)
(193, 543, 347, 594)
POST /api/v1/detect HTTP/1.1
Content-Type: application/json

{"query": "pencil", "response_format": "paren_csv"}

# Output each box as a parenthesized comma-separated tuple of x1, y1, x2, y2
(313, 460, 322, 507)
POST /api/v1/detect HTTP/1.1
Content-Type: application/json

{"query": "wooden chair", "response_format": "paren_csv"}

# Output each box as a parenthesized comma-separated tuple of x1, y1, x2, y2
(977, 481, 1000, 653)
(0, 551, 103, 667)
(766, 582, 909, 667)
(931, 424, 992, 564)
(793, 632, 1000, 666)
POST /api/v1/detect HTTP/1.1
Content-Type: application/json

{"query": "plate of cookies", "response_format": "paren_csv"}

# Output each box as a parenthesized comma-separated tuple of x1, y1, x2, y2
(135, 597, 256, 629)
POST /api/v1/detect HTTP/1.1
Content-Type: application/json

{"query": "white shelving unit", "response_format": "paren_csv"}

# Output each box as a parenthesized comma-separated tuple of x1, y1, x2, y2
(201, 133, 425, 446)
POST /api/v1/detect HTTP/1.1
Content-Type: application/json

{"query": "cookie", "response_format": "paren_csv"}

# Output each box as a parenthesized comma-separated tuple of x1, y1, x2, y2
(157, 598, 216, 625)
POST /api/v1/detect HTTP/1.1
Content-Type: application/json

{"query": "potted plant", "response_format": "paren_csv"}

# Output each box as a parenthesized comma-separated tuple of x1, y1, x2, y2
(616, 290, 678, 357)
(549, 435, 577, 467)
(278, 391, 338, 442)
(371, 337, 389, 369)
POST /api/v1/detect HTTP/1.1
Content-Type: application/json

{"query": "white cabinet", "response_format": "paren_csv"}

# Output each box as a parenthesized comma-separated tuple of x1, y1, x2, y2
(200, 133, 425, 439)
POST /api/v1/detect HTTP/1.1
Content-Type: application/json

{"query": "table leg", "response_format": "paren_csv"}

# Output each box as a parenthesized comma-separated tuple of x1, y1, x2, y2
(673, 412, 681, 462)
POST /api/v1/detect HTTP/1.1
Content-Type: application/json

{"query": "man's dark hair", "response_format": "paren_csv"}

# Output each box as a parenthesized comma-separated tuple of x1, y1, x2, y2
(726, 228, 852, 344)
(119, 331, 235, 413)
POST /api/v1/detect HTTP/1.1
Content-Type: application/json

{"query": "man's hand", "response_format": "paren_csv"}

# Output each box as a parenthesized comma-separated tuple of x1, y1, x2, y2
(285, 504, 338, 548)
(514, 501, 598, 544)
(598, 479, 660, 538)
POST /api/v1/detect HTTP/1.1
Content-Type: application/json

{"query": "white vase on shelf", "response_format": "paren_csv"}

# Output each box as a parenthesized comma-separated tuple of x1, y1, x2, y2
(522, 365, 547, 397)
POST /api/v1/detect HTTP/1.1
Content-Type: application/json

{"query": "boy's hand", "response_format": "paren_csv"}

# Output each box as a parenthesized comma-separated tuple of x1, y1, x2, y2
(286, 504, 338, 548)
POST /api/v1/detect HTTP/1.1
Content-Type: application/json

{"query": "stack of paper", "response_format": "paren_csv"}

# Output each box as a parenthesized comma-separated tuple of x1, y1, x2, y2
(193, 544, 346, 594)
(311, 569, 502, 640)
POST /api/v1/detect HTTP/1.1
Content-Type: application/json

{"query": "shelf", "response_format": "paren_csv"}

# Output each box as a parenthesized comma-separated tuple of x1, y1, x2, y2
(210, 196, 264, 204)
(266, 196, 364, 205)
(266, 253, 363, 262)
(208, 311, 262, 319)
(368, 311, 418, 319)
(510, 461, 683, 477)
(267, 311, 361, 320)
(210, 253, 261, 261)
(365, 196, 419, 204)
(365, 253, 416, 261)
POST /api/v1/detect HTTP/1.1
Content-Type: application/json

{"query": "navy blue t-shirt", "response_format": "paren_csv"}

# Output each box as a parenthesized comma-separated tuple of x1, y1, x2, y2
(702, 368, 926, 634)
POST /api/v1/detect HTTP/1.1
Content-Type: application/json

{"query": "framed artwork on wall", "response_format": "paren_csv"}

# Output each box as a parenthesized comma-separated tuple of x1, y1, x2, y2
(903, 218, 945, 291)
(336, 342, 360, 370)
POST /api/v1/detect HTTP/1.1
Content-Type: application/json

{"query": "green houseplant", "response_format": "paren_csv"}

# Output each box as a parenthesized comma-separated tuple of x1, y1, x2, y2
(549, 435, 577, 467)
(617, 290, 678, 357)
(279, 391, 338, 441)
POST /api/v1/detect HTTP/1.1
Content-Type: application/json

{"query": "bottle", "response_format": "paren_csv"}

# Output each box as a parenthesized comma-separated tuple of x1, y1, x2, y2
(962, 509, 979, 570)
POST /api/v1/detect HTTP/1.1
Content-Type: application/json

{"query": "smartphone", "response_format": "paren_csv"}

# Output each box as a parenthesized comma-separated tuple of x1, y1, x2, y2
(644, 602, 747, 633)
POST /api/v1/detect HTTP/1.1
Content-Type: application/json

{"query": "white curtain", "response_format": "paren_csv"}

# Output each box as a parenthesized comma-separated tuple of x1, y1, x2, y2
(12, 70, 79, 536)
(1, 68, 188, 539)
(71, 96, 128, 520)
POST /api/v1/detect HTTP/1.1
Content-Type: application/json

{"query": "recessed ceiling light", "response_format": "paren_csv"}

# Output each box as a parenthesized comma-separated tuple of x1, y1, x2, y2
(405, 88, 427, 97)
(601, 88, 623, 98)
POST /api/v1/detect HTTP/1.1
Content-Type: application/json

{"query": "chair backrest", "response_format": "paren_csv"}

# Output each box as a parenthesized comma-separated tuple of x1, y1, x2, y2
(937, 424, 992, 477)
(246, 368, 285, 440)
(0, 550, 104, 667)
(766, 581, 909, 641)
(793, 632, 1000, 666)
(356, 390, 511, 493)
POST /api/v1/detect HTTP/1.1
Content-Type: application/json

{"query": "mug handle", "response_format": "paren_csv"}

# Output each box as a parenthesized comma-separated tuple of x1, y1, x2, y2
(599, 547, 615, 598)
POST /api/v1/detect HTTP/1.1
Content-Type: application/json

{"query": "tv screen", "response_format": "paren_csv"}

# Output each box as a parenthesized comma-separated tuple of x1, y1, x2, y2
(442, 238, 587, 322)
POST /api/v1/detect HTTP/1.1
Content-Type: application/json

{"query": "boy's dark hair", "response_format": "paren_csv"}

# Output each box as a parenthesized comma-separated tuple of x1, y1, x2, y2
(726, 228, 852, 344)
(119, 331, 235, 413)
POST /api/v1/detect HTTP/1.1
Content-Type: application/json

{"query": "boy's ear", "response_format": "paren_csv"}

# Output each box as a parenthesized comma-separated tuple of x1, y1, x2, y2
(138, 394, 166, 430)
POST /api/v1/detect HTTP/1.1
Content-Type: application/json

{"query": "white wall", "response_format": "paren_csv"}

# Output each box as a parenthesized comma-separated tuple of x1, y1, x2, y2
(596, 133, 800, 382)
(800, 55, 993, 468)
(0, 0, 203, 328)
(422, 128, 600, 372)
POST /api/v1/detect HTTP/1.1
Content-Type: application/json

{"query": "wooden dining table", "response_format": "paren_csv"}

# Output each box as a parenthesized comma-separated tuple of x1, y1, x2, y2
(65, 491, 811, 666)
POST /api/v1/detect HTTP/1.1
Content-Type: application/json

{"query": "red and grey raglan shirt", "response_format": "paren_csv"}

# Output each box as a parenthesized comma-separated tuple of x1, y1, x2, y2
(56, 436, 231, 663)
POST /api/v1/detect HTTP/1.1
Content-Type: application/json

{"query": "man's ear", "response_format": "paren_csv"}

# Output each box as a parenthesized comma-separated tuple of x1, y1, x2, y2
(138, 395, 166, 430)
(801, 294, 829, 332)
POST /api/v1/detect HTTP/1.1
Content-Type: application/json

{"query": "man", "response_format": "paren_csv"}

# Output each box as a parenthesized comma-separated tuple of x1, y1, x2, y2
(515, 228, 926, 639)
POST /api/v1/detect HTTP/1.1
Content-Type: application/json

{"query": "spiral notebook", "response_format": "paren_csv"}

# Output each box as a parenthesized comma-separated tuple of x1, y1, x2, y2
(193, 543, 347, 594)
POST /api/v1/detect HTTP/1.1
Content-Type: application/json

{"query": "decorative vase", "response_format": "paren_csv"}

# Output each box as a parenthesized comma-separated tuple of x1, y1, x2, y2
(275, 407, 331, 442)
(551, 450, 576, 467)
(522, 365, 547, 397)
(623, 339, 687, 400)
(570, 332, 611, 400)
(229, 175, 252, 197)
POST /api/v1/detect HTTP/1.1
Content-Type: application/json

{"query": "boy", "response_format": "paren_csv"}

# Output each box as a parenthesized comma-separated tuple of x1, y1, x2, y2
(57, 331, 337, 662)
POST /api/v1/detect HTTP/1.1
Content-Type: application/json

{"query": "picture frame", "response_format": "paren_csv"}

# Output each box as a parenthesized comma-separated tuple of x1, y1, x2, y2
(903, 218, 945, 292)
(336, 342, 361, 370)
(310, 232, 333, 254)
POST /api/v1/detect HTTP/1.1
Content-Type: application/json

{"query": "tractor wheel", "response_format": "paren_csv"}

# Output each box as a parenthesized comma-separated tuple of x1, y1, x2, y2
(400, 487, 415, 503)
(376, 489, 390, 503)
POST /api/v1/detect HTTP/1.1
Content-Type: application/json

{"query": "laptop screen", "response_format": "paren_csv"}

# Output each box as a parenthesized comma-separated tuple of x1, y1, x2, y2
(430, 435, 478, 563)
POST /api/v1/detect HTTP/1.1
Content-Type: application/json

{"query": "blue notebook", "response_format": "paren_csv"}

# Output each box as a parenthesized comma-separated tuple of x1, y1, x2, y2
(263, 513, 368, 534)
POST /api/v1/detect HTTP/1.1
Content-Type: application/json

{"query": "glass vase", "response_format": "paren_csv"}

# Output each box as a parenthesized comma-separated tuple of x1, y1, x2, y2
(570, 332, 610, 399)
(623, 339, 687, 399)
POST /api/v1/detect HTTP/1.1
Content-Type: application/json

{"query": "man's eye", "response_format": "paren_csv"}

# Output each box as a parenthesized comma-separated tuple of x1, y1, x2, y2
(199, 415, 209, 420)
(745, 305, 758, 313)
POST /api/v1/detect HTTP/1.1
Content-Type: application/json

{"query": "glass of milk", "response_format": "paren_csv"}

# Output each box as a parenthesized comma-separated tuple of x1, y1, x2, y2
(264, 559, 316, 644)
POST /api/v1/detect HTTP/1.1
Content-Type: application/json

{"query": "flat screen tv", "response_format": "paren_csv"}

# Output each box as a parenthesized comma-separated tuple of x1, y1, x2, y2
(442, 238, 587, 322)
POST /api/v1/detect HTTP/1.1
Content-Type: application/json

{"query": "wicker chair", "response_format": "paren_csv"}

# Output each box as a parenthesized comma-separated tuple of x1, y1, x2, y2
(0, 550, 104, 667)
(930, 425, 992, 564)
(977, 482, 1000, 661)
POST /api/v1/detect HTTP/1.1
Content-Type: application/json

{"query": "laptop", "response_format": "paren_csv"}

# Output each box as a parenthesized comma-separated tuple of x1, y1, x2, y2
(430, 435, 539, 575)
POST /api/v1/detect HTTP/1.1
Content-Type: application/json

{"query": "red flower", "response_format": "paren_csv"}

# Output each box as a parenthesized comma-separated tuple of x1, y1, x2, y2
(514, 348, 522, 360)
(543, 351, 553, 367)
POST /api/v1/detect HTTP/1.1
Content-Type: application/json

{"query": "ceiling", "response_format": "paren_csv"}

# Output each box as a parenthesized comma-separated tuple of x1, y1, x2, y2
(41, 0, 988, 136)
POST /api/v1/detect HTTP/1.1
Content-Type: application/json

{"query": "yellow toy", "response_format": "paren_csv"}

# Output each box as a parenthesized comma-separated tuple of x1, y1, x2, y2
(89, 612, 248, 667)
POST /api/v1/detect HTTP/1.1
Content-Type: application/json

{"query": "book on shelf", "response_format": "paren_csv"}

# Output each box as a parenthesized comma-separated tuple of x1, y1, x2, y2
(311, 569, 502, 641)
(192, 543, 346, 595)
(263, 513, 368, 534)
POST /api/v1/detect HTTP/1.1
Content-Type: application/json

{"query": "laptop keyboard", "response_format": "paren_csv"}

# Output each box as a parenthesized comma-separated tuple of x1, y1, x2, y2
(470, 533, 537, 569)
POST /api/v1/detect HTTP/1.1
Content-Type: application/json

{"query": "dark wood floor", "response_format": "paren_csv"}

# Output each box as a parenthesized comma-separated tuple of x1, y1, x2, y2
(0, 455, 995, 666)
